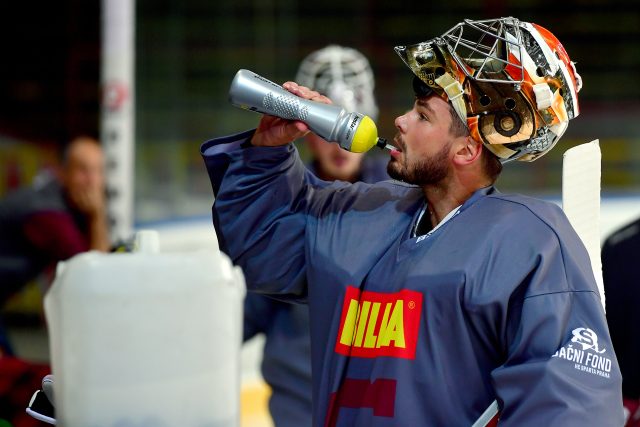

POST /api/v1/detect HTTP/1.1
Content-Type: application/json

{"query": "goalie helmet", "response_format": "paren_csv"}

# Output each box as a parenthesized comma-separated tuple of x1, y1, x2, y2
(295, 45, 379, 120)
(395, 17, 582, 162)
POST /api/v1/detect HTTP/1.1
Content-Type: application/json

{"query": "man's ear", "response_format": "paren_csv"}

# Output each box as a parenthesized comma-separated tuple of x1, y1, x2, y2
(452, 136, 482, 166)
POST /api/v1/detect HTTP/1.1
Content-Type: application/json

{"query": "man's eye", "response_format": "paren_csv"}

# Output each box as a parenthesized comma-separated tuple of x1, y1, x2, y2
(418, 113, 428, 121)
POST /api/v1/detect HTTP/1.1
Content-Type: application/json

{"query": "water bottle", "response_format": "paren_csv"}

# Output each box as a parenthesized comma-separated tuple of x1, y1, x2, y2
(228, 69, 386, 153)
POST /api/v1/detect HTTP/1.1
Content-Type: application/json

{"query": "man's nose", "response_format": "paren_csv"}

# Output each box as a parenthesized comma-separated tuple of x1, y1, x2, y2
(394, 113, 407, 132)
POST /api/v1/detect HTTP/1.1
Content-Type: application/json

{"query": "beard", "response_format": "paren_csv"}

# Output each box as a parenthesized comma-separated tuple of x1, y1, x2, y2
(387, 137, 451, 186)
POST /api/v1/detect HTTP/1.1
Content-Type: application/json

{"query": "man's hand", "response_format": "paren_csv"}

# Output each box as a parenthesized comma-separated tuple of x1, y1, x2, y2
(250, 82, 332, 147)
(69, 186, 105, 218)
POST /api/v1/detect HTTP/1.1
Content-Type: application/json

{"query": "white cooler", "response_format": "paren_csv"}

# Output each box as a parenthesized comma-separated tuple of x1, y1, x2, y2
(44, 231, 245, 427)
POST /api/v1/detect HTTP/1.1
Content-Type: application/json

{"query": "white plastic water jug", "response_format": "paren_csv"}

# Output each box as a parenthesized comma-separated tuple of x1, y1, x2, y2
(44, 230, 245, 427)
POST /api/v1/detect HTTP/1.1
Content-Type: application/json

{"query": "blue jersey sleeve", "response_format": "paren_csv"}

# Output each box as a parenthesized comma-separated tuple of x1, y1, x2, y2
(201, 131, 330, 301)
(243, 293, 277, 341)
(492, 292, 623, 425)
(489, 212, 624, 425)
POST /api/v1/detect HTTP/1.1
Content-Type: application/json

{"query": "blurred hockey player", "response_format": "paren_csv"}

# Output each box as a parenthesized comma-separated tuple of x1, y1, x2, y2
(243, 45, 387, 427)
(295, 45, 386, 184)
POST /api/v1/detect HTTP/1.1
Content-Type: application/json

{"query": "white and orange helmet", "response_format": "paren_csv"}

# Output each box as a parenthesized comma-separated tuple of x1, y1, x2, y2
(395, 17, 583, 162)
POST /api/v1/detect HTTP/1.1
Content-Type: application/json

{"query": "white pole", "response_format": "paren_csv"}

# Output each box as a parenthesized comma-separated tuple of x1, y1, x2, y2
(562, 140, 605, 309)
(101, 0, 135, 243)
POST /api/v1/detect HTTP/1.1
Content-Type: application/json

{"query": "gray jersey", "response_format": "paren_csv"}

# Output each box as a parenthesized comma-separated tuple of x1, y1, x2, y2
(202, 131, 624, 426)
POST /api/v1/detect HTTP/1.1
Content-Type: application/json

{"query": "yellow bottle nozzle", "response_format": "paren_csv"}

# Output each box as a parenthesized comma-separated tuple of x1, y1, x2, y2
(350, 115, 379, 153)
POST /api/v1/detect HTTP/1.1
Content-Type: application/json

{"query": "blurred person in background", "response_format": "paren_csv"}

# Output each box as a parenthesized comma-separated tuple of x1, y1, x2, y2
(0, 136, 110, 356)
(0, 136, 109, 427)
(602, 219, 640, 426)
(295, 45, 388, 184)
(242, 45, 388, 427)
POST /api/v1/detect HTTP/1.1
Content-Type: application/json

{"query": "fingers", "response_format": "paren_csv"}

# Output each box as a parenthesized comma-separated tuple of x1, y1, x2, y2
(279, 120, 309, 141)
(71, 188, 104, 215)
(272, 118, 308, 142)
(251, 116, 309, 147)
(283, 82, 332, 105)
(250, 81, 327, 147)
(293, 121, 309, 133)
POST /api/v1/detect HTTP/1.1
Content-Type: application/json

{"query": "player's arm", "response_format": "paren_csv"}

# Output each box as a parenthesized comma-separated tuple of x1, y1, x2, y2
(490, 229, 623, 425)
(23, 211, 89, 260)
(243, 293, 279, 341)
(200, 85, 334, 301)
(201, 136, 311, 301)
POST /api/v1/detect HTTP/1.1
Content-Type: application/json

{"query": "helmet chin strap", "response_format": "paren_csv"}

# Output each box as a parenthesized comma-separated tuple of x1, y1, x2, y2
(435, 73, 467, 126)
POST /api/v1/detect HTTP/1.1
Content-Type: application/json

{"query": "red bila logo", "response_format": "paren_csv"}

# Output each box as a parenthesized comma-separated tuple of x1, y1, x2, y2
(334, 286, 423, 359)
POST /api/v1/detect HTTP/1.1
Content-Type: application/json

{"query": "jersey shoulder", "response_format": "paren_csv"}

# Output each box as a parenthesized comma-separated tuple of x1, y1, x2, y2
(482, 192, 569, 234)
(477, 192, 596, 295)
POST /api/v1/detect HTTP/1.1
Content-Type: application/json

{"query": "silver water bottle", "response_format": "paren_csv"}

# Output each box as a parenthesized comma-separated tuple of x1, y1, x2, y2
(228, 69, 382, 153)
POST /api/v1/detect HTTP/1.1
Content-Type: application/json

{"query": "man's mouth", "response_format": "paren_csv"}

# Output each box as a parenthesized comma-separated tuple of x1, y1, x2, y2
(389, 135, 404, 158)
(331, 153, 349, 167)
(389, 136, 403, 160)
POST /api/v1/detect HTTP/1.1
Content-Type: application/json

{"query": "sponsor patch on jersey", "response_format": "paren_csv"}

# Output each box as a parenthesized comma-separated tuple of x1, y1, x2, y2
(552, 327, 613, 378)
(334, 286, 423, 359)
(324, 378, 397, 427)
